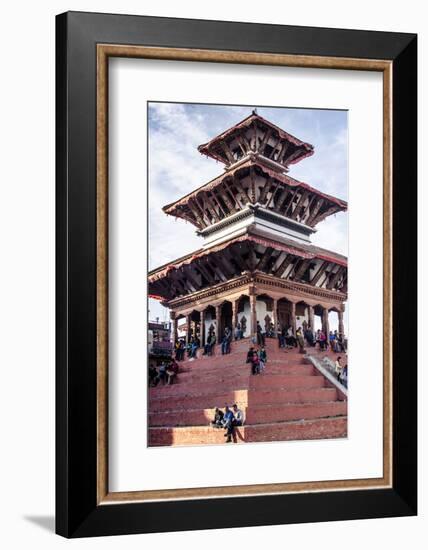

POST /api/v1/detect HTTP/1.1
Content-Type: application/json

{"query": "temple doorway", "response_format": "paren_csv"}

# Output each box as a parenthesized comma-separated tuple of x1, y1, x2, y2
(277, 298, 293, 329)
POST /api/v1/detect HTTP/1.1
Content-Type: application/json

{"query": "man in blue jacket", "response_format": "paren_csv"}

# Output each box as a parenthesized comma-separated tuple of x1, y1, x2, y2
(223, 406, 235, 443)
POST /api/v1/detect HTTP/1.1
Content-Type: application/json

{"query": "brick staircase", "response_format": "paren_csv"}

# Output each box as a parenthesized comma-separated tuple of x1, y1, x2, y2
(148, 337, 347, 446)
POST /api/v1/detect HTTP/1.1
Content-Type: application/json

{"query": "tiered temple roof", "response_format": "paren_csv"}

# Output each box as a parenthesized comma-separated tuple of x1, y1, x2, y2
(148, 232, 347, 302)
(149, 112, 347, 306)
(162, 157, 347, 230)
(197, 111, 314, 170)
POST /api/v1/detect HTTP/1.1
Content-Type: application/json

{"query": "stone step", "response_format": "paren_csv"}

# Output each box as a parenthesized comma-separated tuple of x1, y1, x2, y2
(171, 364, 315, 385)
(149, 373, 325, 399)
(148, 416, 348, 446)
(245, 401, 347, 423)
(190, 341, 299, 355)
(179, 356, 309, 371)
(179, 352, 307, 370)
(179, 337, 291, 357)
(149, 400, 347, 427)
(149, 387, 339, 412)
(249, 373, 324, 389)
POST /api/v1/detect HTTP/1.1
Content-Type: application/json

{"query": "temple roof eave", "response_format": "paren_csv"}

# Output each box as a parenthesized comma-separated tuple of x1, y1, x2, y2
(164, 272, 348, 311)
(197, 112, 314, 160)
(162, 157, 347, 222)
(148, 233, 347, 283)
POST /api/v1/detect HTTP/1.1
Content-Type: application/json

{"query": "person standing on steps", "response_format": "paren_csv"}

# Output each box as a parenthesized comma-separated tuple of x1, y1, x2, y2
(251, 350, 260, 375)
(256, 321, 265, 347)
(222, 405, 235, 443)
(175, 339, 185, 361)
(316, 329, 327, 351)
(334, 356, 343, 381)
(204, 331, 216, 356)
(304, 325, 315, 347)
(277, 323, 285, 348)
(296, 327, 305, 353)
(234, 322, 243, 341)
(210, 332, 216, 355)
(329, 330, 336, 351)
(221, 326, 232, 355)
(340, 363, 348, 388)
(259, 346, 267, 373)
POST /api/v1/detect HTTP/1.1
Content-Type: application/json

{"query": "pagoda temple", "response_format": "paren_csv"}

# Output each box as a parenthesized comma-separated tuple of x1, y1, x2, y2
(148, 111, 348, 346)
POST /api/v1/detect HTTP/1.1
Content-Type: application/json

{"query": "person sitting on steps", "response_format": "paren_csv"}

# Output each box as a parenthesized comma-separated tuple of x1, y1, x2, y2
(166, 359, 179, 385)
(148, 365, 158, 387)
(157, 362, 168, 385)
(211, 407, 224, 428)
(285, 326, 297, 348)
(232, 404, 244, 426)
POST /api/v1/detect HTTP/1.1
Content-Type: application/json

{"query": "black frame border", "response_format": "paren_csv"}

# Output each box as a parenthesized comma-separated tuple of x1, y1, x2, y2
(56, 11, 417, 538)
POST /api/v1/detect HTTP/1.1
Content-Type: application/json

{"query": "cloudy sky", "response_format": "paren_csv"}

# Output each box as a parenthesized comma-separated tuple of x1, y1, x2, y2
(148, 102, 348, 323)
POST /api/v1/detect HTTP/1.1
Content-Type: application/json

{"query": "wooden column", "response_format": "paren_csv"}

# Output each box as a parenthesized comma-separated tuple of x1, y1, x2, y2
(249, 293, 257, 337)
(272, 298, 278, 327)
(200, 309, 206, 345)
(185, 314, 192, 345)
(232, 299, 238, 329)
(338, 308, 345, 336)
(170, 311, 177, 344)
(308, 305, 314, 330)
(322, 308, 330, 336)
(194, 319, 198, 343)
(215, 305, 222, 341)
(290, 301, 297, 334)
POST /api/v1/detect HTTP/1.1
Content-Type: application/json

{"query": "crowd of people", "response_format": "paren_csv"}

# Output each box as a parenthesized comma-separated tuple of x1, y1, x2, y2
(173, 325, 237, 361)
(159, 319, 347, 383)
(276, 321, 347, 354)
(174, 336, 201, 361)
(150, 317, 348, 436)
(171, 317, 346, 359)
(148, 358, 179, 387)
(245, 345, 267, 375)
(211, 403, 245, 443)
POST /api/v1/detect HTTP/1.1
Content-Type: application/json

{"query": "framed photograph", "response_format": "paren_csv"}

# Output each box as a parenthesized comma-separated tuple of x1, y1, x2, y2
(56, 11, 417, 537)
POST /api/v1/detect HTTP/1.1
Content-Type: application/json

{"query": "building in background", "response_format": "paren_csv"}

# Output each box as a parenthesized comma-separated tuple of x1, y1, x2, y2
(148, 319, 173, 367)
